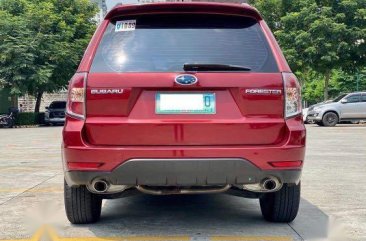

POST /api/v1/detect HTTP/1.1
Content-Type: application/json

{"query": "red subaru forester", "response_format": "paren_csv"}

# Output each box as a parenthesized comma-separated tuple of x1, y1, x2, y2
(63, 2, 305, 224)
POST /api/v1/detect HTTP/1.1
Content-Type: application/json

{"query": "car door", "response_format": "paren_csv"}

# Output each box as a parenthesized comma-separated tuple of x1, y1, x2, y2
(339, 94, 362, 118)
(361, 94, 366, 118)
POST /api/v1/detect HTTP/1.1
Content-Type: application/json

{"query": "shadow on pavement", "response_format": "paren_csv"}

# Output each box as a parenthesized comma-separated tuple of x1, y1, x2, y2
(84, 194, 329, 240)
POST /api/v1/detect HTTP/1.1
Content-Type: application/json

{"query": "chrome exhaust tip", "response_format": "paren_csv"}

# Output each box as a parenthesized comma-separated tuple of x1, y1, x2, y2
(91, 179, 110, 193)
(261, 178, 280, 191)
(88, 179, 129, 194)
(242, 176, 282, 193)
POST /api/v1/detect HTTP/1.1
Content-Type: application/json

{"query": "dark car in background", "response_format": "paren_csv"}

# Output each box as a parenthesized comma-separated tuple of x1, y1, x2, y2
(45, 101, 66, 125)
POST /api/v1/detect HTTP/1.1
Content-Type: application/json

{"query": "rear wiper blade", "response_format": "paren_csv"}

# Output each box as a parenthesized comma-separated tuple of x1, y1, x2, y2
(183, 63, 251, 72)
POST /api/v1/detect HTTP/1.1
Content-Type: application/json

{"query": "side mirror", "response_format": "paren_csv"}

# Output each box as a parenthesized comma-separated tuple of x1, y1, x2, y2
(341, 99, 348, 104)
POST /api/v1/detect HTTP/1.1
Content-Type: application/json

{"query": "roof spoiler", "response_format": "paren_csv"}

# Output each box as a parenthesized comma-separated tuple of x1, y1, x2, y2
(105, 2, 262, 21)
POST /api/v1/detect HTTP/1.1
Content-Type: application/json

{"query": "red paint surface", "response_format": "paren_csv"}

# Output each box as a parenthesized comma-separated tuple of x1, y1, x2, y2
(64, 2, 305, 173)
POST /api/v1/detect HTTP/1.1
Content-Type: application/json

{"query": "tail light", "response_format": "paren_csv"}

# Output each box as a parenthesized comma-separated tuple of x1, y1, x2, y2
(66, 73, 86, 120)
(283, 73, 302, 118)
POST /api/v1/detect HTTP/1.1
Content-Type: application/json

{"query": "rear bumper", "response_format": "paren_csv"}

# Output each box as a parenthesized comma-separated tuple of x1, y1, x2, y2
(307, 111, 323, 121)
(62, 117, 305, 187)
(65, 158, 302, 187)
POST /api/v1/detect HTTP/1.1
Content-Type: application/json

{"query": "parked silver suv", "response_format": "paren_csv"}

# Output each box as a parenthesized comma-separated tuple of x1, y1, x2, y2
(307, 92, 366, 126)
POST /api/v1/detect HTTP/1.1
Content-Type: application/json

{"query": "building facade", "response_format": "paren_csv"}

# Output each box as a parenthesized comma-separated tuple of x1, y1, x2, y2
(17, 91, 68, 113)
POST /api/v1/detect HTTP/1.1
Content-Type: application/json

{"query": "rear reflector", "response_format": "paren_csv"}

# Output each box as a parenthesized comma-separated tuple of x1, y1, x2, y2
(269, 161, 303, 168)
(68, 162, 103, 169)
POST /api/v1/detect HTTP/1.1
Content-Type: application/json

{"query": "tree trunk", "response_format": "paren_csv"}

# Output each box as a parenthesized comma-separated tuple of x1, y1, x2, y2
(34, 91, 43, 113)
(11, 95, 18, 108)
(324, 71, 330, 101)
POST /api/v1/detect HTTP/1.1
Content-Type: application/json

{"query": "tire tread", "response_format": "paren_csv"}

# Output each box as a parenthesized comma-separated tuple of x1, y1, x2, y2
(64, 180, 102, 224)
(260, 182, 300, 222)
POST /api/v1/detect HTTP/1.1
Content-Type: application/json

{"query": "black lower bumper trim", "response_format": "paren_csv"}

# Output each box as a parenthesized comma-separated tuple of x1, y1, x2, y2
(65, 158, 302, 187)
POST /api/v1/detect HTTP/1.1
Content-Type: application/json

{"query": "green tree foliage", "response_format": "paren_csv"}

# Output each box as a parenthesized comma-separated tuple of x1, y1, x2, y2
(0, 0, 98, 112)
(251, 0, 366, 101)
(332, 69, 366, 93)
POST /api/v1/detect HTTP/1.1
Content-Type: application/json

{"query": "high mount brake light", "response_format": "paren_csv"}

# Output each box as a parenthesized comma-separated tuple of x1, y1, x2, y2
(283, 73, 302, 118)
(66, 73, 86, 120)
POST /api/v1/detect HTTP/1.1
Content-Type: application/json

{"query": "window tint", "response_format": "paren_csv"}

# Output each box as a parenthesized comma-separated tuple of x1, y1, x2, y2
(91, 14, 278, 73)
(50, 102, 66, 109)
(346, 94, 360, 103)
(362, 94, 366, 102)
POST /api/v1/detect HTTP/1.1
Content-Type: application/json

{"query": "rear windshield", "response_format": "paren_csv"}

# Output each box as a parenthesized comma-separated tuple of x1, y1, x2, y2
(50, 102, 66, 109)
(91, 14, 278, 73)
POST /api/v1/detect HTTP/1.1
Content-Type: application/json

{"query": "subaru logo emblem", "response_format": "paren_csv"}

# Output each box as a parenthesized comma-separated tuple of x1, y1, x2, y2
(175, 74, 198, 85)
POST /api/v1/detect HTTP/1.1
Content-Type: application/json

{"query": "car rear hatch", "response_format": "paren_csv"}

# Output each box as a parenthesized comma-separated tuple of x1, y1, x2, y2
(83, 10, 286, 146)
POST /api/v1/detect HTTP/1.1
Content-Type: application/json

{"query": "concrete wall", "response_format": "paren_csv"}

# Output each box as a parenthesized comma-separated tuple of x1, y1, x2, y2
(18, 91, 67, 113)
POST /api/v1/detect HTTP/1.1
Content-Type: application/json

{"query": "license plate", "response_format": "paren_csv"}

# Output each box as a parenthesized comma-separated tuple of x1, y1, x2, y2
(156, 93, 216, 114)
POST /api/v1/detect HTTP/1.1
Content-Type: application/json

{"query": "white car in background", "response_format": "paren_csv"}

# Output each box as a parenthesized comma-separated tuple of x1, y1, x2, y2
(302, 107, 315, 124)
(302, 107, 309, 123)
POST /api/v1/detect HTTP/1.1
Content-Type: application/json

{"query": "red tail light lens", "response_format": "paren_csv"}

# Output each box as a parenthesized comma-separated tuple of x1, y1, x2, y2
(66, 73, 86, 120)
(283, 73, 302, 118)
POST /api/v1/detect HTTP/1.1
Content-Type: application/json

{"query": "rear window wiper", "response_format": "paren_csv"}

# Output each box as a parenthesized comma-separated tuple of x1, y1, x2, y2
(183, 63, 251, 72)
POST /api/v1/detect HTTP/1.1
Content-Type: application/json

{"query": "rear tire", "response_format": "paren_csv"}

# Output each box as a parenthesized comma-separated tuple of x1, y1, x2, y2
(322, 112, 338, 127)
(259, 182, 300, 222)
(64, 180, 102, 224)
